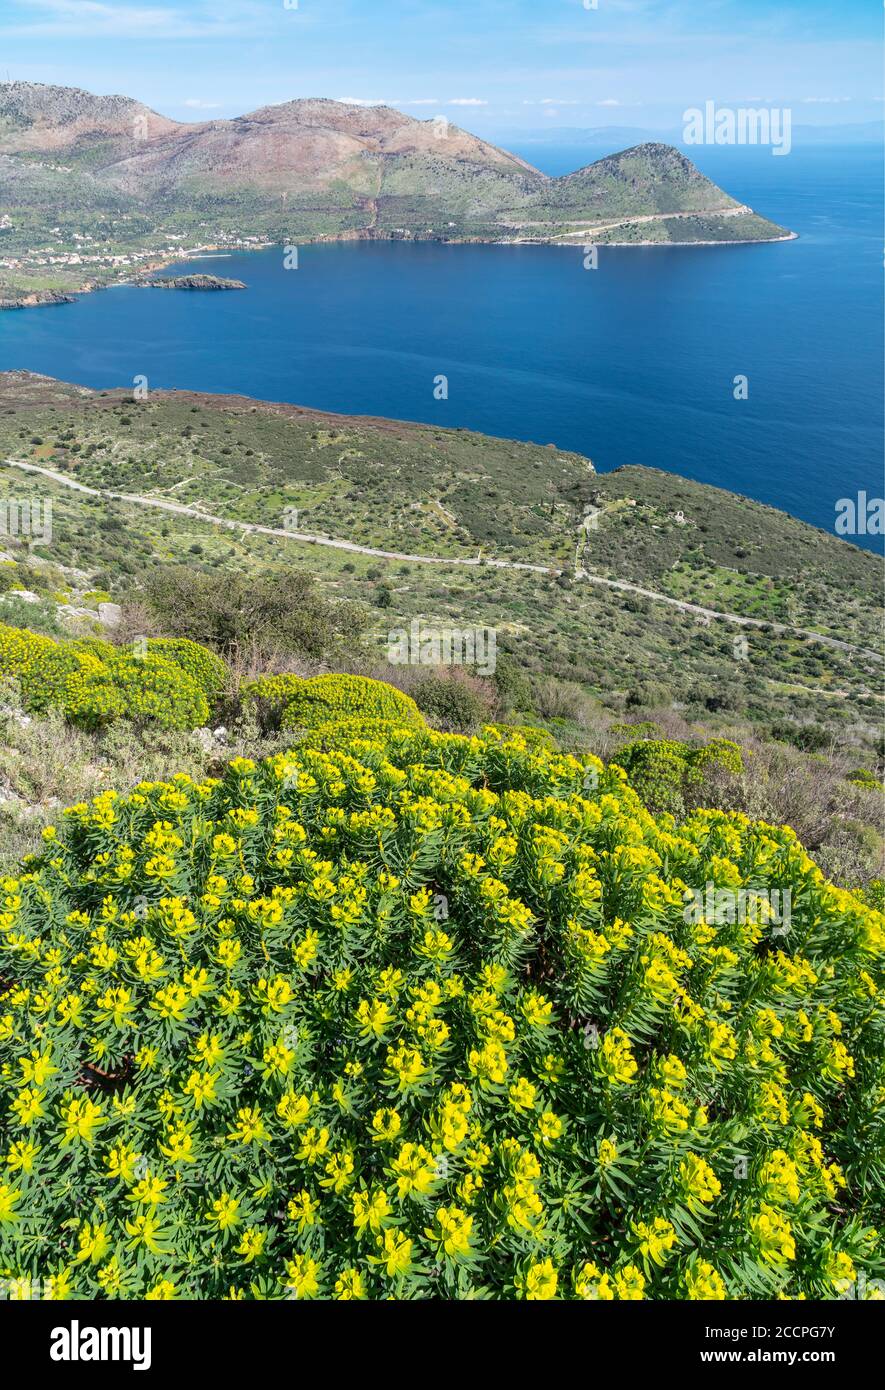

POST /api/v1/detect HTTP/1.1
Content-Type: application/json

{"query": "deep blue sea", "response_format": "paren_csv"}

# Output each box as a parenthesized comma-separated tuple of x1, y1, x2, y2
(1, 144, 881, 549)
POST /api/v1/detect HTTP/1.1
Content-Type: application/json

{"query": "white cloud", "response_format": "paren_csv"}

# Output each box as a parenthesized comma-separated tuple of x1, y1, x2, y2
(448, 98, 488, 107)
(335, 97, 391, 107)
(801, 96, 851, 105)
(183, 98, 221, 110)
(1, 0, 268, 40)
(596, 99, 622, 107)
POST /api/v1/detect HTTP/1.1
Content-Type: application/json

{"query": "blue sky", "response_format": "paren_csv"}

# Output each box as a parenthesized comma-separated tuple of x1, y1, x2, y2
(0, 0, 879, 133)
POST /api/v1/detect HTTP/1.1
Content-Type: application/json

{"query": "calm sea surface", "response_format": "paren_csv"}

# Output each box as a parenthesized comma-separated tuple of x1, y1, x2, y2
(1, 145, 881, 549)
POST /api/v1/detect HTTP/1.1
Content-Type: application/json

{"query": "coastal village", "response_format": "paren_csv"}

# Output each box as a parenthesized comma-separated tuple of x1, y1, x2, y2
(0, 223, 270, 285)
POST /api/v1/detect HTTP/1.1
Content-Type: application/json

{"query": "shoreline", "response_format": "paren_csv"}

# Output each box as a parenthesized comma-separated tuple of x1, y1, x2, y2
(502, 230, 799, 248)
(0, 226, 798, 310)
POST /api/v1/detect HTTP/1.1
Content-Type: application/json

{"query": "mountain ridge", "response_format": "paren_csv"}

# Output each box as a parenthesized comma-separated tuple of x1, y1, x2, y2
(0, 81, 793, 305)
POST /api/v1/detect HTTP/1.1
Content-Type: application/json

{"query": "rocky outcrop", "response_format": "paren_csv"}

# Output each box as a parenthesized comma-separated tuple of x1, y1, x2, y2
(143, 274, 247, 291)
(0, 287, 76, 310)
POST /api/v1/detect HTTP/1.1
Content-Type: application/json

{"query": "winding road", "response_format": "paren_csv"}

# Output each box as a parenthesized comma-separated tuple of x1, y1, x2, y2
(3, 456, 879, 661)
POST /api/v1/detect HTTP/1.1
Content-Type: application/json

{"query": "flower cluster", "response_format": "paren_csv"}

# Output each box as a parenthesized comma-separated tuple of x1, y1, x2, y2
(0, 623, 213, 730)
(0, 621, 105, 714)
(145, 639, 228, 702)
(0, 723, 881, 1300)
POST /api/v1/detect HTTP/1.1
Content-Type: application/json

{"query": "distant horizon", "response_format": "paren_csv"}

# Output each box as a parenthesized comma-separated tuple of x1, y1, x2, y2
(2, 77, 882, 150)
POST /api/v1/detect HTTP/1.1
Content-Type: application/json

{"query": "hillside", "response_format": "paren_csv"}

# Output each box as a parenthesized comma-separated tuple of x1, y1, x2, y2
(0, 371, 878, 725)
(0, 83, 792, 304)
(502, 143, 786, 245)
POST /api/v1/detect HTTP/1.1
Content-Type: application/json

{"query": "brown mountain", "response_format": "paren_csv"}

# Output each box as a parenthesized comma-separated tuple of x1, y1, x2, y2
(0, 81, 792, 255)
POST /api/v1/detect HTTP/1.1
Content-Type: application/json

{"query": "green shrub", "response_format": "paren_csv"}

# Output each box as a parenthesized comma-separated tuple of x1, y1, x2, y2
(846, 770, 881, 791)
(142, 567, 366, 661)
(0, 622, 105, 714)
(615, 739, 744, 817)
(146, 637, 228, 701)
(626, 680, 674, 709)
(482, 722, 557, 750)
(412, 669, 496, 732)
(0, 623, 210, 731)
(244, 673, 423, 732)
(491, 653, 532, 715)
(860, 879, 885, 912)
(609, 721, 660, 743)
(303, 716, 419, 749)
(69, 637, 119, 664)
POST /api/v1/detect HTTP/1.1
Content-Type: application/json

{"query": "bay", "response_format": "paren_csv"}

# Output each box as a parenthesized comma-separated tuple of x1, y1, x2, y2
(0, 144, 880, 550)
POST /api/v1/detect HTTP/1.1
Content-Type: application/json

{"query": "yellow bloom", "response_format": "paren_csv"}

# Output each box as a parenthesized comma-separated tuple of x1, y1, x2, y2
(296, 1127, 330, 1164)
(508, 1077, 538, 1113)
(0, 1181, 23, 1224)
(128, 1171, 169, 1206)
(352, 1188, 392, 1235)
(5, 1138, 39, 1173)
(207, 1191, 240, 1231)
(535, 1111, 563, 1146)
(183, 1068, 220, 1110)
(750, 1204, 796, 1264)
(284, 1254, 321, 1300)
(389, 1142, 438, 1199)
(334, 1267, 367, 1300)
(227, 1106, 269, 1146)
(613, 1265, 646, 1300)
(631, 1217, 677, 1266)
(146, 1279, 178, 1301)
(235, 1227, 267, 1263)
(424, 1205, 474, 1262)
(685, 1261, 728, 1300)
(370, 1107, 402, 1143)
(75, 1221, 111, 1265)
(277, 1091, 311, 1128)
(370, 1228, 414, 1278)
(320, 1150, 355, 1193)
(518, 1257, 558, 1300)
(287, 1190, 320, 1232)
(60, 1095, 105, 1146)
(679, 1153, 721, 1206)
(599, 1027, 638, 1085)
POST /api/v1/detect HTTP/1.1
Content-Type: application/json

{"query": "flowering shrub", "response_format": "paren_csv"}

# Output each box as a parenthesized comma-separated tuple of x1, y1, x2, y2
(69, 638, 119, 664)
(146, 638, 228, 701)
(0, 724, 881, 1301)
(483, 723, 557, 751)
(0, 622, 105, 713)
(0, 623, 214, 731)
(614, 739, 744, 816)
(244, 673, 423, 732)
(67, 652, 210, 731)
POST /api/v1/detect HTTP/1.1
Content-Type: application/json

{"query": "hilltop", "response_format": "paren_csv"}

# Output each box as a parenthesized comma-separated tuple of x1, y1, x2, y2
(0, 83, 792, 304)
